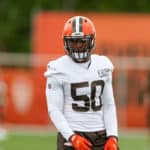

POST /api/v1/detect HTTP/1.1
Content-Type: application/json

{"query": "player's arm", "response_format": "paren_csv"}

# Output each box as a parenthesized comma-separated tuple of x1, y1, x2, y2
(102, 70, 119, 150)
(46, 77, 92, 150)
(46, 77, 74, 140)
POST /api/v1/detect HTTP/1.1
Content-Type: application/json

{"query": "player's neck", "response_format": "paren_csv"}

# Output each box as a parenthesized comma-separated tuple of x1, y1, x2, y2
(79, 59, 91, 69)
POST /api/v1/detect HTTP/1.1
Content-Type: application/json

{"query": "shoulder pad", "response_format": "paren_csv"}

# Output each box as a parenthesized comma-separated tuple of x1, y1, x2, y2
(44, 61, 58, 77)
(92, 55, 114, 71)
(44, 55, 68, 77)
(102, 56, 114, 71)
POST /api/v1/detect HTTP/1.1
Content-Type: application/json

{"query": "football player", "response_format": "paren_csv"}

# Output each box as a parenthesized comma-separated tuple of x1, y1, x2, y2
(45, 16, 119, 150)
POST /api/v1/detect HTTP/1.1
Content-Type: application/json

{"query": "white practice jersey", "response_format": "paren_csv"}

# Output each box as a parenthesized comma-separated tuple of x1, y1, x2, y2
(45, 54, 118, 140)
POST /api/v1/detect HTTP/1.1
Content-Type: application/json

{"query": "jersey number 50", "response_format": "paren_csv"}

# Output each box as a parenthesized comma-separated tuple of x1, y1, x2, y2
(71, 80, 105, 112)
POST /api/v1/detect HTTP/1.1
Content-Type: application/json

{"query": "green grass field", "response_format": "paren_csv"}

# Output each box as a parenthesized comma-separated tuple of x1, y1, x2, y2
(0, 129, 149, 150)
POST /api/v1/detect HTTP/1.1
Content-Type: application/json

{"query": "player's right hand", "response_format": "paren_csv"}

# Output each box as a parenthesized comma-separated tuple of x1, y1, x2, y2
(70, 134, 92, 150)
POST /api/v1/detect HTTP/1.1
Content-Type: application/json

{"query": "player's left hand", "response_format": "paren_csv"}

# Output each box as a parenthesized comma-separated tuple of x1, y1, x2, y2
(104, 136, 118, 150)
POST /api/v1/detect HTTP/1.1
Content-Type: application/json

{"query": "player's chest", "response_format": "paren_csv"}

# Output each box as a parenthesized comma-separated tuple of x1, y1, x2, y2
(62, 68, 108, 97)
(62, 69, 109, 112)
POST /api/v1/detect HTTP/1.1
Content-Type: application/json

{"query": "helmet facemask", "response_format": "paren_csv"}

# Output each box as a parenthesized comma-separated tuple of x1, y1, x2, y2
(64, 35, 95, 63)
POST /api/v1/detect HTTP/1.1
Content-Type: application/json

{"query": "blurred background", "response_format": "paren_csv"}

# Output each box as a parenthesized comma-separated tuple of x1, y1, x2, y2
(0, 0, 150, 150)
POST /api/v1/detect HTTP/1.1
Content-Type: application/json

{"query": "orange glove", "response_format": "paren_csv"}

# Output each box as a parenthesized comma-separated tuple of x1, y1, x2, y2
(104, 137, 118, 150)
(70, 134, 92, 150)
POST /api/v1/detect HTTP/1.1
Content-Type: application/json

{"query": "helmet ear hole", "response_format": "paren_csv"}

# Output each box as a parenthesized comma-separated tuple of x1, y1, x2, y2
(84, 19, 87, 22)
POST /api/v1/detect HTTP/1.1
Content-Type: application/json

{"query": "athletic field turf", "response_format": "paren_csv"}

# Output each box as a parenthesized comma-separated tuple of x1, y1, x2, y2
(0, 129, 149, 150)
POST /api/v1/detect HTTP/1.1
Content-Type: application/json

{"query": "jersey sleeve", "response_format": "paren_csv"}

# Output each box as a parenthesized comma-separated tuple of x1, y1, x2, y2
(45, 73, 74, 141)
(101, 56, 115, 104)
(101, 56, 118, 137)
